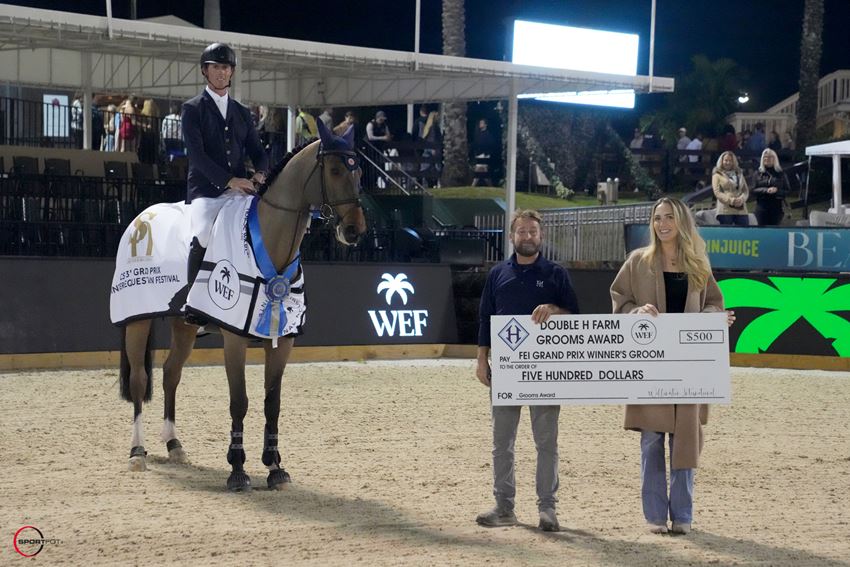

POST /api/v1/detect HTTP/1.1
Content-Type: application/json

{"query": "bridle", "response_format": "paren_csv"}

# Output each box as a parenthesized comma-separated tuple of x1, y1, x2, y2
(260, 144, 362, 225)
(258, 142, 363, 268)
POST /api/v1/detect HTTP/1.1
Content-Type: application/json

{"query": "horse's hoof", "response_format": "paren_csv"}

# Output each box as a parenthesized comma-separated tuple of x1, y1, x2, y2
(267, 468, 292, 490)
(227, 471, 252, 492)
(128, 446, 147, 472)
(166, 439, 190, 464)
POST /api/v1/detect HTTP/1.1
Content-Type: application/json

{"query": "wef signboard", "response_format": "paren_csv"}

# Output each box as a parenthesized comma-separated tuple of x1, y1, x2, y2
(297, 264, 459, 346)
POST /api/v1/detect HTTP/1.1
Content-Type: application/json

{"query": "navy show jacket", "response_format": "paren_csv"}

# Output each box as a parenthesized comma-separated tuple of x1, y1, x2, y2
(182, 90, 269, 201)
(478, 253, 580, 347)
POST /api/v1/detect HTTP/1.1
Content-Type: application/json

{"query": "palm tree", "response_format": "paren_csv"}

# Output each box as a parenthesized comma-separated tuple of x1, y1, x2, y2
(718, 276, 850, 356)
(795, 0, 824, 151)
(441, 0, 469, 186)
(377, 273, 415, 305)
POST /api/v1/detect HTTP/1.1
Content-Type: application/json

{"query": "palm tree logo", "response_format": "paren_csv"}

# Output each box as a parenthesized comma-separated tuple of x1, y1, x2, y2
(718, 276, 850, 356)
(377, 273, 415, 305)
(219, 266, 231, 284)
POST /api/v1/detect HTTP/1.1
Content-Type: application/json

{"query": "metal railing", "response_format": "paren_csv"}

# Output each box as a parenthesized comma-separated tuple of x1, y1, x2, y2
(475, 202, 654, 263)
(1, 97, 184, 164)
(359, 139, 442, 195)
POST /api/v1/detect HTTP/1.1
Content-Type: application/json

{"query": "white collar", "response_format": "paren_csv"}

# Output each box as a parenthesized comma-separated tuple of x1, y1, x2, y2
(205, 86, 229, 103)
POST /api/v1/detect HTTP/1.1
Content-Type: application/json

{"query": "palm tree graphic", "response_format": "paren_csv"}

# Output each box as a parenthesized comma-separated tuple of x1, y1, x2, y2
(220, 266, 231, 284)
(718, 276, 850, 356)
(638, 322, 650, 331)
(377, 273, 415, 305)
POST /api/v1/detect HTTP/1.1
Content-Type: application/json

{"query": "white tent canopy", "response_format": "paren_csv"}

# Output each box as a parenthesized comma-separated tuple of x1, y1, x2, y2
(806, 140, 850, 214)
(0, 3, 674, 256)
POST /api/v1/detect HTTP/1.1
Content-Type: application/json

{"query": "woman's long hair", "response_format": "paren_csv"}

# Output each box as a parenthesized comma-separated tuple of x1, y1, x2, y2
(712, 150, 742, 176)
(758, 148, 782, 173)
(640, 197, 712, 290)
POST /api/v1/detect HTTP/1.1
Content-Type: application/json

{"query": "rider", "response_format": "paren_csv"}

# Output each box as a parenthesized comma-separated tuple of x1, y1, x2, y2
(179, 42, 269, 306)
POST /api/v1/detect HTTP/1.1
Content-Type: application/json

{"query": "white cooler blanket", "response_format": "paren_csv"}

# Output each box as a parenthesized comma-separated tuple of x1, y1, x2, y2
(186, 197, 305, 339)
(110, 202, 191, 325)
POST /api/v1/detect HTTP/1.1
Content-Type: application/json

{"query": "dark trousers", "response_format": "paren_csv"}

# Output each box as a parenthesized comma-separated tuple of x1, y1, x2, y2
(716, 214, 749, 226)
(755, 205, 783, 226)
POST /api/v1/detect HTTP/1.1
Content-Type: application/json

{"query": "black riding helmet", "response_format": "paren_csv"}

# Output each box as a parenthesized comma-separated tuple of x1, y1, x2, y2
(200, 43, 237, 67)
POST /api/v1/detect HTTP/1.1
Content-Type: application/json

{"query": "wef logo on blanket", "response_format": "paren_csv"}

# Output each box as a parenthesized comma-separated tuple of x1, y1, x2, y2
(367, 273, 429, 337)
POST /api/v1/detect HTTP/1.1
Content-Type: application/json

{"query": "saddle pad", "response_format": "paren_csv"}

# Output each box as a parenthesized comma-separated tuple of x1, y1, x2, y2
(110, 202, 191, 326)
(186, 197, 306, 339)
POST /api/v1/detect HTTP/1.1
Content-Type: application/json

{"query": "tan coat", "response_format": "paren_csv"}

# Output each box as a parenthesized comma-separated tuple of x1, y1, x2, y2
(610, 249, 725, 469)
(712, 170, 749, 216)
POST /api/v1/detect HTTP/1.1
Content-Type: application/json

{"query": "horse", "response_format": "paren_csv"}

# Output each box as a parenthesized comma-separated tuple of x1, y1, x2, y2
(111, 119, 366, 491)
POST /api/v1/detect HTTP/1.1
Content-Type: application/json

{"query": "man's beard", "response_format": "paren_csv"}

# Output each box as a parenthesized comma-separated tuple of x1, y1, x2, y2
(515, 241, 540, 257)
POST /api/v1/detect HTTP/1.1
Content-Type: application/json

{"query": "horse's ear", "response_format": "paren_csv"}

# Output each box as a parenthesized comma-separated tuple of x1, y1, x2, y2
(341, 124, 355, 149)
(316, 117, 334, 148)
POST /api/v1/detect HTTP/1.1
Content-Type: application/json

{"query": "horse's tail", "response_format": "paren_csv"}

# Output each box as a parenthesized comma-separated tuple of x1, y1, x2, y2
(119, 324, 155, 402)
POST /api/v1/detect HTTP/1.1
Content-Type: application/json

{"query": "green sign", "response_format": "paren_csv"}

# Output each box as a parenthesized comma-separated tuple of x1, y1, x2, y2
(718, 276, 850, 357)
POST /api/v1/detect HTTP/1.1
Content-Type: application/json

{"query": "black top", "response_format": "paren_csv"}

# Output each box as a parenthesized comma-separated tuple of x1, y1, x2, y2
(663, 272, 688, 314)
(182, 91, 269, 201)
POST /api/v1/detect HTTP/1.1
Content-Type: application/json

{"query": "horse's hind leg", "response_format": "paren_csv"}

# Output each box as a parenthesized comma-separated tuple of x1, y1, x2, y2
(222, 330, 251, 491)
(125, 319, 153, 472)
(263, 337, 294, 490)
(161, 318, 198, 464)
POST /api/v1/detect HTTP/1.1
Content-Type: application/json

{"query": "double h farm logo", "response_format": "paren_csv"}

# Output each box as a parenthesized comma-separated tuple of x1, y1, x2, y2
(368, 273, 429, 337)
(498, 318, 529, 351)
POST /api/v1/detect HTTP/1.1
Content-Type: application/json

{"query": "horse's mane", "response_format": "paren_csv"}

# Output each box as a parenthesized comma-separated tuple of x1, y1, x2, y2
(263, 141, 314, 189)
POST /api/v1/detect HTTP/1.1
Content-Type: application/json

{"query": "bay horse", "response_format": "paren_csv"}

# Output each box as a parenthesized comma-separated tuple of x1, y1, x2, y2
(112, 120, 365, 490)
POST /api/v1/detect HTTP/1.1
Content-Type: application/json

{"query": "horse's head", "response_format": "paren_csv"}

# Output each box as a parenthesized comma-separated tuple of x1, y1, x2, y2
(312, 119, 367, 245)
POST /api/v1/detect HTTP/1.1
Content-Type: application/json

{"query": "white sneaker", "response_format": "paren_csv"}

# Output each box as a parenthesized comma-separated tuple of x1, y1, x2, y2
(648, 522, 668, 534)
(671, 522, 691, 535)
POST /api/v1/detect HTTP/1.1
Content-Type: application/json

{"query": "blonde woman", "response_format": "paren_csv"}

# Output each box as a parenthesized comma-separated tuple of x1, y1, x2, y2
(118, 97, 137, 153)
(750, 148, 789, 226)
(610, 197, 735, 535)
(711, 151, 749, 225)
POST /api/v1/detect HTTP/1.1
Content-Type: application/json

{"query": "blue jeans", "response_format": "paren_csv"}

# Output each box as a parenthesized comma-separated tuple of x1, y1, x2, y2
(640, 431, 694, 524)
(491, 405, 560, 512)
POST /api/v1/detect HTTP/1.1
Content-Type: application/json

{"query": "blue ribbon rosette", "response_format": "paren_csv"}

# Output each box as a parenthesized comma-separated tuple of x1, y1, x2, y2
(248, 197, 300, 346)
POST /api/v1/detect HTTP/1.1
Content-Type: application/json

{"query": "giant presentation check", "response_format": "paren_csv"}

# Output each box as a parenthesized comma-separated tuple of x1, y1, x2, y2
(490, 313, 730, 406)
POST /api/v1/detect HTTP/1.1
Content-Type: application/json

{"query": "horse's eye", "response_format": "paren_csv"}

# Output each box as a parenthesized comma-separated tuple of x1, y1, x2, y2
(330, 168, 341, 175)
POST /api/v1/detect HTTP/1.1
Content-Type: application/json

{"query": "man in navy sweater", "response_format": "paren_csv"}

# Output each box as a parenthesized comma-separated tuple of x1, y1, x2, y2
(476, 209, 580, 532)
(177, 43, 269, 308)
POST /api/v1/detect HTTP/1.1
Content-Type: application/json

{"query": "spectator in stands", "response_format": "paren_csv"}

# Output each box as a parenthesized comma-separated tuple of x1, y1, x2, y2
(676, 127, 691, 162)
(719, 124, 738, 152)
(295, 108, 318, 146)
(268, 107, 286, 165)
(420, 109, 442, 186)
(782, 131, 796, 151)
(610, 197, 734, 536)
(118, 96, 137, 153)
(767, 131, 782, 153)
(70, 94, 84, 149)
(102, 103, 119, 152)
(750, 148, 788, 226)
(91, 102, 104, 152)
(333, 110, 357, 137)
(685, 133, 703, 165)
(181, 42, 269, 301)
(475, 208, 580, 533)
(161, 103, 184, 159)
(712, 151, 749, 226)
(629, 128, 644, 150)
(318, 107, 334, 131)
(472, 118, 496, 187)
(415, 105, 429, 139)
(746, 123, 765, 153)
(139, 99, 161, 163)
(366, 110, 391, 149)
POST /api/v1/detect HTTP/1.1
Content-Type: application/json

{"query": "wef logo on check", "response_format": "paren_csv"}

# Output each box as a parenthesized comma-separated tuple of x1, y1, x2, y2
(498, 318, 529, 351)
(368, 273, 429, 337)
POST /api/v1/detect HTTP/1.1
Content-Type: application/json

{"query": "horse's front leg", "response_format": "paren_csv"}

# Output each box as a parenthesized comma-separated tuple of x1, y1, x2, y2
(222, 329, 251, 491)
(160, 318, 198, 464)
(263, 337, 294, 490)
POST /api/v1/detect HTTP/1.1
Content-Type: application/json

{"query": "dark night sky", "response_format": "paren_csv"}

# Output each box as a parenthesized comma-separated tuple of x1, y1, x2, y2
(8, 0, 850, 111)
